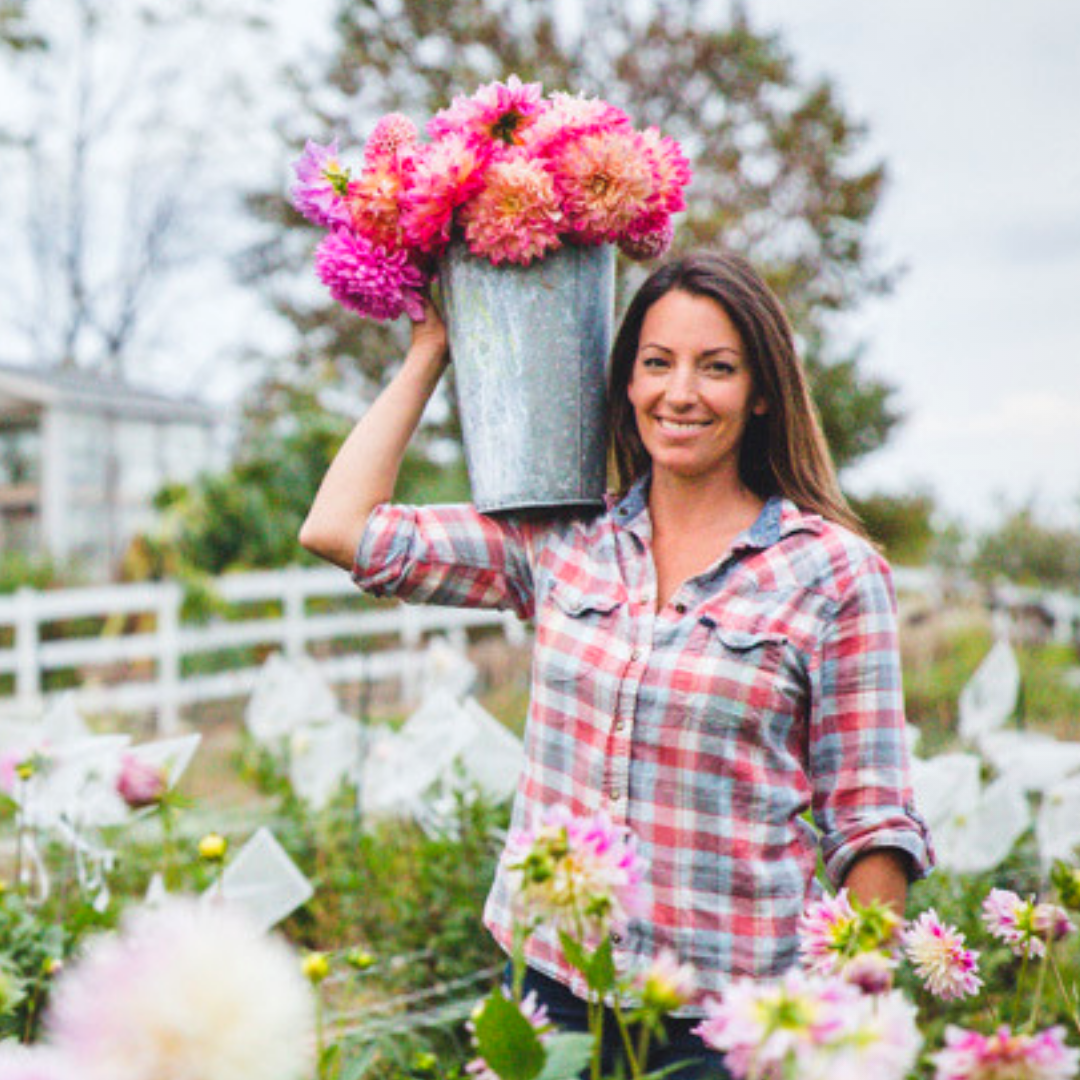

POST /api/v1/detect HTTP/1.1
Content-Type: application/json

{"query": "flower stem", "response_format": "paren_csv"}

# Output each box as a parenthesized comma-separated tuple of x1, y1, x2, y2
(1026, 941, 1051, 1033)
(1012, 946, 1032, 1026)
(1048, 951, 1080, 1036)
(611, 1000, 642, 1080)
(588, 998, 603, 1080)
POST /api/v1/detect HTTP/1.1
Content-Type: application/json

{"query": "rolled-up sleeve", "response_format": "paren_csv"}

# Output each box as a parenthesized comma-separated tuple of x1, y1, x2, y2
(352, 502, 539, 619)
(808, 553, 935, 887)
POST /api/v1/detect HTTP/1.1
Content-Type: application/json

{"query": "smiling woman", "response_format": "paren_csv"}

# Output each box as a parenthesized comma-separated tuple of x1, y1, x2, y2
(298, 248, 933, 1080)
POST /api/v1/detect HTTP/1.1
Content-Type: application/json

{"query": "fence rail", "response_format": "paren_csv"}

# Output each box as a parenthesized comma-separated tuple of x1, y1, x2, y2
(0, 567, 527, 733)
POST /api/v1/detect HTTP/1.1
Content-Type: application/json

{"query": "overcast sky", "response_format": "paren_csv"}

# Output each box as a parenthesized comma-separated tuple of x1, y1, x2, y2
(746, 0, 1080, 526)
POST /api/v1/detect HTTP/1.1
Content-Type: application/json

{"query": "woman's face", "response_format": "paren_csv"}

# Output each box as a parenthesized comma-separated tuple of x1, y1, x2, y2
(627, 289, 765, 485)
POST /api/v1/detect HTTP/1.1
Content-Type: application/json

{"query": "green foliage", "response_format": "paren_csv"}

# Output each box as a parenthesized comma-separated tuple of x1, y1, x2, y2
(0, 553, 68, 595)
(971, 503, 1080, 589)
(244, 0, 902, 474)
(0, 0, 43, 53)
(902, 622, 994, 749)
(0, 889, 108, 1042)
(850, 489, 936, 566)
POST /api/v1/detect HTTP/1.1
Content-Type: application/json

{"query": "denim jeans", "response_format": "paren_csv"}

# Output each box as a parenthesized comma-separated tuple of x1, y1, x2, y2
(503, 964, 731, 1080)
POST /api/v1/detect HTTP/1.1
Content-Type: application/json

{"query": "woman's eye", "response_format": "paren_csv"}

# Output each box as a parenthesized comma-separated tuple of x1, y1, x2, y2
(704, 360, 734, 376)
(640, 355, 668, 370)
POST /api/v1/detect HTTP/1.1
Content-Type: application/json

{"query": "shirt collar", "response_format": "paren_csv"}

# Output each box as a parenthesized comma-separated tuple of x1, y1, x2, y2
(612, 474, 824, 551)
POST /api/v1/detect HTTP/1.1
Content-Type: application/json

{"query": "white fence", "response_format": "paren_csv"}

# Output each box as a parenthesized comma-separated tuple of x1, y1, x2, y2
(0, 567, 527, 734)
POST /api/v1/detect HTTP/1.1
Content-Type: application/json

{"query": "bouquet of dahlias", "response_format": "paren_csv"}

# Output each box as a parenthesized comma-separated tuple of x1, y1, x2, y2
(290, 76, 692, 322)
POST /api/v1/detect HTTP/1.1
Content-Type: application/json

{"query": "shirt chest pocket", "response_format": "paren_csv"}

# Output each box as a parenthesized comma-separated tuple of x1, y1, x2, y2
(535, 579, 626, 709)
(670, 619, 795, 731)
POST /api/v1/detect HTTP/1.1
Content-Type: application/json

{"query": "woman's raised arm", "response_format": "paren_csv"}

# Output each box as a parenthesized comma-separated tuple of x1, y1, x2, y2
(298, 299, 450, 570)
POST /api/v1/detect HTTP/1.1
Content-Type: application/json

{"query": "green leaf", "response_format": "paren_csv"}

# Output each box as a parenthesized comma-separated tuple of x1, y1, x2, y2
(535, 1032, 594, 1080)
(558, 931, 590, 976)
(585, 937, 615, 995)
(473, 989, 547, 1080)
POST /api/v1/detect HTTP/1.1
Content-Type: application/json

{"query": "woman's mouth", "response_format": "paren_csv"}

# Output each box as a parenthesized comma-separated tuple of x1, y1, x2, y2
(655, 417, 710, 433)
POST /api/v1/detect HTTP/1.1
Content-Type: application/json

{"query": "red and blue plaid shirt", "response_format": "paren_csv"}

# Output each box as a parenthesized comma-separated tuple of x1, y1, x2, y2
(353, 480, 933, 1013)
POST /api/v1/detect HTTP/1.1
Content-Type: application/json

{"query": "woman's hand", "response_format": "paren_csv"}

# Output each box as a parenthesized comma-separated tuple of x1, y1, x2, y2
(408, 294, 450, 369)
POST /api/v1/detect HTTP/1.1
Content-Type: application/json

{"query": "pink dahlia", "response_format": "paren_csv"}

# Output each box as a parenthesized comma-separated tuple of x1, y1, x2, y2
(504, 804, 644, 943)
(1034, 902, 1076, 942)
(362, 112, 419, 167)
(694, 971, 853, 1079)
(460, 152, 562, 265)
(521, 91, 633, 155)
(290, 139, 351, 229)
(346, 161, 409, 251)
(903, 910, 982, 1001)
(798, 890, 858, 975)
(930, 1025, 1079, 1080)
(633, 948, 697, 1013)
(639, 127, 692, 215)
(115, 754, 168, 810)
(696, 973, 920, 1080)
(400, 133, 488, 253)
(983, 889, 1048, 958)
(46, 899, 314, 1080)
(839, 949, 897, 995)
(314, 227, 426, 322)
(428, 75, 545, 152)
(617, 214, 674, 262)
(551, 128, 657, 243)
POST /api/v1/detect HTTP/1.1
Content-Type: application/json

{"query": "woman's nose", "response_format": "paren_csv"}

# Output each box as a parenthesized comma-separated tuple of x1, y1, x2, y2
(664, 365, 697, 406)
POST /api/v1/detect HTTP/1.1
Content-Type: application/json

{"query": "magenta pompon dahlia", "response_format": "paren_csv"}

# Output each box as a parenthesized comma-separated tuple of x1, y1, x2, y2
(903, 910, 983, 1001)
(290, 139, 352, 229)
(314, 228, 426, 322)
(503, 804, 644, 942)
(930, 1024, 1079, 1080)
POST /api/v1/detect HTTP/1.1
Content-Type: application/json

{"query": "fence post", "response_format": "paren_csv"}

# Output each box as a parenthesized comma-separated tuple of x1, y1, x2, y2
(157, 582, 182, 735)
(399, 603, 423, 707)
(283, 567, 307, 663)
(14, 587, 41, 713)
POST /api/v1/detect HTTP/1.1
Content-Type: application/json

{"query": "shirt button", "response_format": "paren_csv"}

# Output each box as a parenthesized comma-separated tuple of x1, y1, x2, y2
(609, 788, 621, 801)
(674, 602, 687, 614)
(614, 719, 626, 731)
(611, 931, 622, 945)
(630, 648, 642, 662)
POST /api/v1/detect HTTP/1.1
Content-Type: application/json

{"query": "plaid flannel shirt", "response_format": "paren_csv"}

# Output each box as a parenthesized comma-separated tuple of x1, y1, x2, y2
(353, 479, 933, 1014)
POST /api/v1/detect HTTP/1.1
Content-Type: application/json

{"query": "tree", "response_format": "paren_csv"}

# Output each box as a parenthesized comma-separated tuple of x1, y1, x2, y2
(0, 0, 275, 382)
(971, 503, 1080, 589)
(242, 0, 901, 473)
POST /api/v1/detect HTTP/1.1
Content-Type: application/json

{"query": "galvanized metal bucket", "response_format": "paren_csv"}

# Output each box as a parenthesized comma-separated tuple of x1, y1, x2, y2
(439, 240, 615, 515)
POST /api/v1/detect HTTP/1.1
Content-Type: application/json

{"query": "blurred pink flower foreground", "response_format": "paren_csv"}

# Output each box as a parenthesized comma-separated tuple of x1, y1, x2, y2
(504, 803, 643, 942)
(45, 898, 315, 1080)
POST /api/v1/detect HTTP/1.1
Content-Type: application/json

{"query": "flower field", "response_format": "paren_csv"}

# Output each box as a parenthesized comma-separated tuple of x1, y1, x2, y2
(0, 607, 1078, 1080)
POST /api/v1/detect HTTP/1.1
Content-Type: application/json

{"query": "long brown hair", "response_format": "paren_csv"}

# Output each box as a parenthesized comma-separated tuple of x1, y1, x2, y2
(608, 250, 866, 537)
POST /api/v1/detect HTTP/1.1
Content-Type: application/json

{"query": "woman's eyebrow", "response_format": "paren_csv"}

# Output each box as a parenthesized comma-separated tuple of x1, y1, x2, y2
(638, 342, 742, 357)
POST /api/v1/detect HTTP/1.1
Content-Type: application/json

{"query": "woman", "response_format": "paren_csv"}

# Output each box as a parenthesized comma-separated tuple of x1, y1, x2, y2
(300, 250, 932, 1077)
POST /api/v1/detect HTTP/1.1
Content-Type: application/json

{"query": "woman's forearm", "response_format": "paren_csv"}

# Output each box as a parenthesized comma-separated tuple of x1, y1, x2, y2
(842, 848, 910, 915)
(299, 313, 449, 570)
